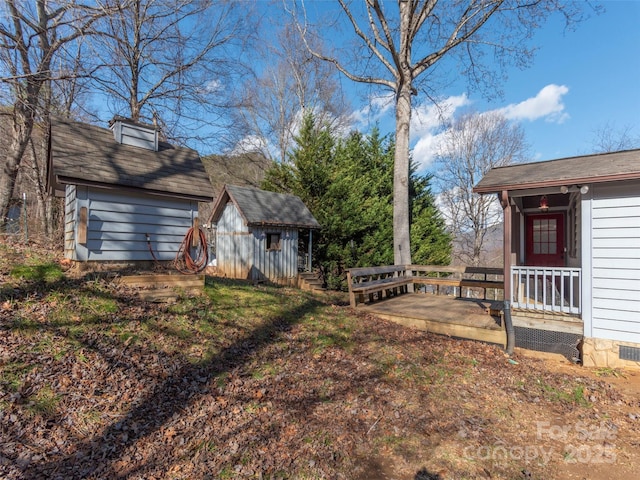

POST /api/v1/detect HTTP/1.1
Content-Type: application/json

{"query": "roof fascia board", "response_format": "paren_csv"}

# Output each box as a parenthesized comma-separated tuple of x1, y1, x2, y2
(55, 176, 213, 203)
(224, 186, 250, 226)
(208, 185, 250, 226)
(474, 171, 640, 195)
(246, 221, 321, 230)
(208, 186, 231, 225)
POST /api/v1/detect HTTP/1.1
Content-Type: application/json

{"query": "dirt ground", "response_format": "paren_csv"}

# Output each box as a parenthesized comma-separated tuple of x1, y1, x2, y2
(355, 345, 640, 480)
(513, 349, 640, 480)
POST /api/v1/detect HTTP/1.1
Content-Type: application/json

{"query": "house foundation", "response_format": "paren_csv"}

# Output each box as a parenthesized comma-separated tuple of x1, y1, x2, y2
(581, 337, 640, 370)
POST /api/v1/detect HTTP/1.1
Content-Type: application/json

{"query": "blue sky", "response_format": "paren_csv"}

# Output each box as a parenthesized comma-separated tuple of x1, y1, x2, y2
(343, 0, 640, 173)
(492, 0, 640, 161)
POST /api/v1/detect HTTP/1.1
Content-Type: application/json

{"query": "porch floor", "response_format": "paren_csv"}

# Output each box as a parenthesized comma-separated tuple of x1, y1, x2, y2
(358, 293, 506, 347)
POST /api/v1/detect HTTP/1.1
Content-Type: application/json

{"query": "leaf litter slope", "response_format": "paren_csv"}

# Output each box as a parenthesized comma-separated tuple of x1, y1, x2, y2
(0, 246, 639, 479)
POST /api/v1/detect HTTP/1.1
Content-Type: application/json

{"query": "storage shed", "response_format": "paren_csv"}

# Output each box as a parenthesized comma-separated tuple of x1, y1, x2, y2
(475, 148, 640, 369)
(208, 185, 320, 285)
(47, 116, 214, 264)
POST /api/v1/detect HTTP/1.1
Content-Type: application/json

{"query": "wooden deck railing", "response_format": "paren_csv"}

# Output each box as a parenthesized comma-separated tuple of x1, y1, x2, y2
(411, 265, 504, 300)
(346, 265, 504, 307)
(511, 266, 581, 315)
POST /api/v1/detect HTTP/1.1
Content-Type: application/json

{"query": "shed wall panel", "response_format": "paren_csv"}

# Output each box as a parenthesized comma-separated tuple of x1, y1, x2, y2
(590, 181, 640, 341)
(72, 188, 196, 261)
(215, 203, 252, 279)
(64, 185, 77, 260)
(251, 227, 298, 283)
(214, 202, 299, 283)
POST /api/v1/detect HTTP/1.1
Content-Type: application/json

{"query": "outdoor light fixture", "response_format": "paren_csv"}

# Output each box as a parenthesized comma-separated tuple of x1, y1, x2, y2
(560, 185, 569, 194)
(539, 195, 549, 212)
(580, 185, 589, 194)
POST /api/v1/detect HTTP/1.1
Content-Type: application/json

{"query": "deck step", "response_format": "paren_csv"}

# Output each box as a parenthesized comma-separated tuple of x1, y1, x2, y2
(118, 273, 205, 301)
(297, 272, 325, 292)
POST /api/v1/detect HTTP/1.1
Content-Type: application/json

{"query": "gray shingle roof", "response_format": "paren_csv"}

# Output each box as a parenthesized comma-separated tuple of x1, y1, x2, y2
(48, 117, 214, 201)
(474, 149, 640, 194)
(210, 184, 320, 229)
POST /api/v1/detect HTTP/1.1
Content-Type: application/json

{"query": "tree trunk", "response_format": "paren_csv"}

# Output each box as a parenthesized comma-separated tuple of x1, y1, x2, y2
(0, 116, 33, 225)
(393, 80, 412, 265)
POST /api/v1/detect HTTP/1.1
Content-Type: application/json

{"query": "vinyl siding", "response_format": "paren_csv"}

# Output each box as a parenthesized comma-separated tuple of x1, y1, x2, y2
(71, 187, 197, 261)
(590, 181, 640, 343)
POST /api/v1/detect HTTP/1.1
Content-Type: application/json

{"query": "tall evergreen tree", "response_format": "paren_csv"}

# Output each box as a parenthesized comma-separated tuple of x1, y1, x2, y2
(263, 113, 451, 289)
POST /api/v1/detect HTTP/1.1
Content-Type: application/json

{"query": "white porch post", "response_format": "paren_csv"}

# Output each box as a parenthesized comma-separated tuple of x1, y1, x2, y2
(581, 187, 592, 337)
(501, 191, 512, 301)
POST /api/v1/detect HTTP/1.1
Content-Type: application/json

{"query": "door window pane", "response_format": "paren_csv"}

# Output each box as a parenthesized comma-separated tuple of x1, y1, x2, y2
(532, 218, 557, 257)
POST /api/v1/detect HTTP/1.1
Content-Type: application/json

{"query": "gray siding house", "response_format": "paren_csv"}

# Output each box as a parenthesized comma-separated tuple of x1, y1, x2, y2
(208, 185, 320, 285)
(47, 116, 214, 263)
(475, 149, 640, 369)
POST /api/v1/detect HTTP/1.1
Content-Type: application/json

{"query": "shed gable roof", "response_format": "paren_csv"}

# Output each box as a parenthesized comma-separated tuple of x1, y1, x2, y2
(47, 117, 214, 201)
(210, 184, 320, 229)
(474, 149, 640, 194)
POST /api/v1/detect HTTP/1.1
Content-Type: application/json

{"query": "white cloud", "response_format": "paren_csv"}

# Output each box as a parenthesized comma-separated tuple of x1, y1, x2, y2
(497, 84, 570, 123)
(349, 85, 570, 172)
(410, 94, 471, 170)
(230, 134, 271, 156)
(412, 130, 448, 171)
(351, 91, 395, 126)
(203, 79, 222, 93)
(411, 93, 470, 139)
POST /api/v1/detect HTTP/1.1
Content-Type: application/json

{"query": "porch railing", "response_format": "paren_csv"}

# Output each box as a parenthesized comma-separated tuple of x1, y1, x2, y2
(511, 266, 581, 315)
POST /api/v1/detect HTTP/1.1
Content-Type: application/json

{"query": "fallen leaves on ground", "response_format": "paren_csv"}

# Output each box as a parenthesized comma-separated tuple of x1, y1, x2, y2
(1, 244, 639, 480)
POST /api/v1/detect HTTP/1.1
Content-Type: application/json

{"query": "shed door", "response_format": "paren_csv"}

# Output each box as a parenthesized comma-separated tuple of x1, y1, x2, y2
(526, 213, 565, 267)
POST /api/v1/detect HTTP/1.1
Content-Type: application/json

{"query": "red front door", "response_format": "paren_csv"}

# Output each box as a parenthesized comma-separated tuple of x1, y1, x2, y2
(526, 213, 565, 267)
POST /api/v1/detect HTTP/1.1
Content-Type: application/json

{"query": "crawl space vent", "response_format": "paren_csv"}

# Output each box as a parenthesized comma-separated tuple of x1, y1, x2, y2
(619, 345, 640, 362)
(514, 326, 582, 363)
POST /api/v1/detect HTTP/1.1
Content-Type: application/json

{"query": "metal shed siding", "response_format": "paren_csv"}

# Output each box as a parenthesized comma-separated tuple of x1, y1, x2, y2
(214, 202, 299, 283)
(64, 185, 77, 260)
(71, 187, 197, 261)
(590, 181, 640, 343)
(251, 226, 299, 283)
(216, 203, 252, 279)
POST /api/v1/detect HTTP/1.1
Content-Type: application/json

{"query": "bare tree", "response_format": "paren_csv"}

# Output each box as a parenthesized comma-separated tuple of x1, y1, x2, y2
(434, 111, 527, 266)
(291, 0, 589, 265)
(232, 21, 349, 163)
(89, 0, 253, 145)
(590, 121, 640, 154)
(0, 0, 110, 228)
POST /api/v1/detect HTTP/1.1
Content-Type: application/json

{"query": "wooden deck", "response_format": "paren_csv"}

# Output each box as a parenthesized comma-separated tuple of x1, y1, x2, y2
(359, 293, 506, 347)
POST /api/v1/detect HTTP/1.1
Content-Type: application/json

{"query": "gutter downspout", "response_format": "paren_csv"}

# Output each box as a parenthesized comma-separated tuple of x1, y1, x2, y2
(501, 190, 515, 355)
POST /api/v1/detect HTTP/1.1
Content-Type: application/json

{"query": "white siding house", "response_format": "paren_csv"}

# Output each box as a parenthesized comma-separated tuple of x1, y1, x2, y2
(475, 149, 640, 369)
(208, 185, 320, 285)
(48, 116, 214, 264)
(586, 181, 640, 345)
